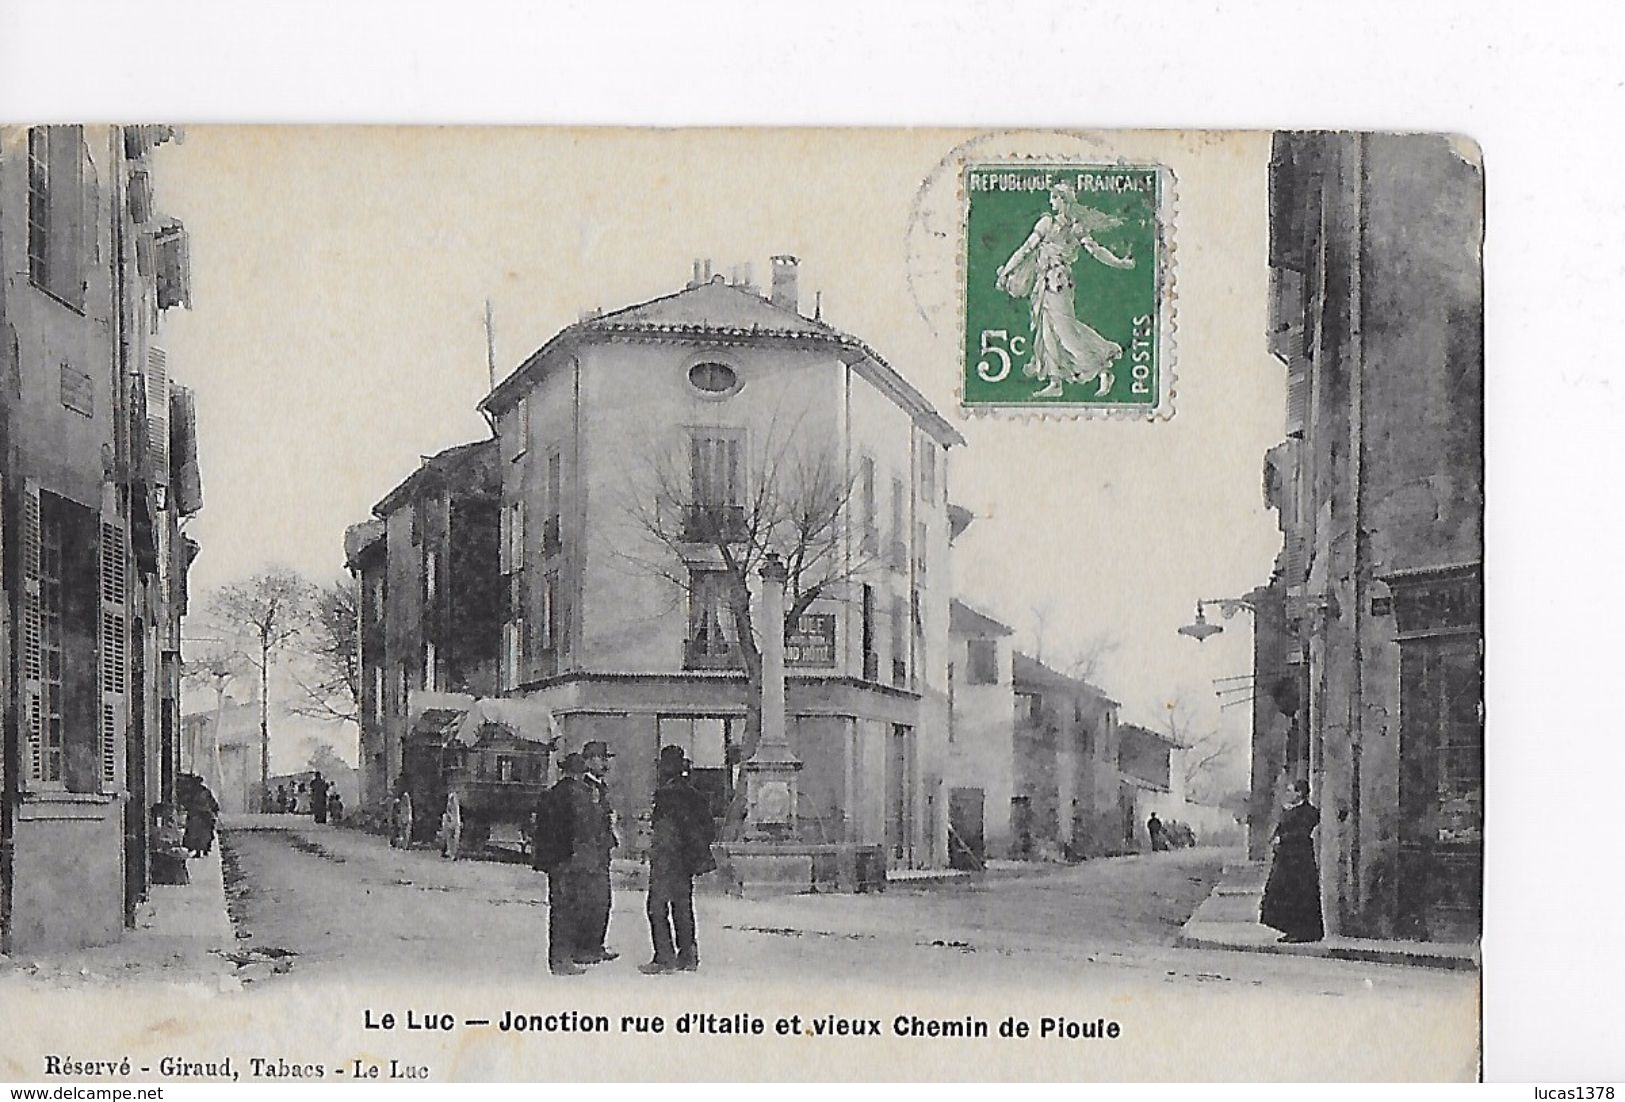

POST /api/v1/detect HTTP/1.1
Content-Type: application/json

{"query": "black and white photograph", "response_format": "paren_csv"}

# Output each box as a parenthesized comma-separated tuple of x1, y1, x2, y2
(0, 121, 1491, 1082)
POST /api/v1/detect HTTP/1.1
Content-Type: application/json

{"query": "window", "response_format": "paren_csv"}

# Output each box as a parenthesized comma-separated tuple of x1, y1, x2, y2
(890, 596, 907, 687)
(688, 362, 741, 396)
(861, 584, 878, 681)
(544, 450, 562, 553)
(424, 639, 438, 692)
(372, 666, 384, 721)
(686, 571, 740, 667)
(502, 620, 524, 691)
(947, 663, 956, 744)
(506, 500, 525, 570)
(690, 430, 742, 506)
(915, 518, 928, 574)
(921, 444, 936, 503)
(514, 397, 530, 460)
(686, 430, 746, 542)
(1018, 692, 1042, 723)
(967, 639, 998, 684)
(890, 477, 907, 571)
(27, 126, 86, 309)
(539, 571, 559, 652)
(860, 456, 878, 554)
(424, 548, 439, 605)
(23, 491, 101, 790)
(38, 502, 66, 783)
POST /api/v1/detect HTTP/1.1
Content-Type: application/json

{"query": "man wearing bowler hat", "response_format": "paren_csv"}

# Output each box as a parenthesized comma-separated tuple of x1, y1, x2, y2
(574, 740, 619, 964)
(535, 752, 588, 975)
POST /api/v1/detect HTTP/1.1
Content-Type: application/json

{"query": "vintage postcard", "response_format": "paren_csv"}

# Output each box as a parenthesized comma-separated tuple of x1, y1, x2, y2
(0, 126, 1483, 1082)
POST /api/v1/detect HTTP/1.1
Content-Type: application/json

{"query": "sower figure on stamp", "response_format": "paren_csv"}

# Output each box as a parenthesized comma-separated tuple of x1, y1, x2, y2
(641, 746, 718, 975)
(1260, 779, 1325, 943)
(533, 752, 586, 975)
(995, 180, 1135, 399)
(573, 740, 620, 964)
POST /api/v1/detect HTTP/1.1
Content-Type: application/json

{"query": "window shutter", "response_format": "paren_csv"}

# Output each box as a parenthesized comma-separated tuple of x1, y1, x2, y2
(20, 481, 45, 785)
(146, 347, 169, 483)
(98, 505, 129, 792)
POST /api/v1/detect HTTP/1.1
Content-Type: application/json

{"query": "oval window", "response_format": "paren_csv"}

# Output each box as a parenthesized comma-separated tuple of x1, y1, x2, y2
(688, 362, 740, 395)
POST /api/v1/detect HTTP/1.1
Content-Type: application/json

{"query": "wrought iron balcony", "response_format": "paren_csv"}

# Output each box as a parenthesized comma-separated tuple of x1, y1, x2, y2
(681, 503, 748, 544)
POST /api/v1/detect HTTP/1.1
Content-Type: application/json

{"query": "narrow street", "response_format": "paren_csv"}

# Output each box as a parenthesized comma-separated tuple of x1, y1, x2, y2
(220, 822, 1472, 1000)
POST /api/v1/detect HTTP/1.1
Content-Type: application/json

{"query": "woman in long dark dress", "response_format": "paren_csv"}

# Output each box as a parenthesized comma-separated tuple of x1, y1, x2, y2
(1260, 779, 1324, 943)
(182, 777, 220, 858)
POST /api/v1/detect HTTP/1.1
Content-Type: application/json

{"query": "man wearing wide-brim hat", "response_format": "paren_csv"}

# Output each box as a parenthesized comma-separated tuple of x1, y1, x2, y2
(573, 740, 619, 964)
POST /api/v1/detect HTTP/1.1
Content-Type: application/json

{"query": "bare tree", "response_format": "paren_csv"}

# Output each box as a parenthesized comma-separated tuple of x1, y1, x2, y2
(207, 569, 314, 806)
(1163, 693, 1236, 803)
(613, 415, 877, 762)
(1059, 631, 1119, 685)
(288, 577, 361, 727)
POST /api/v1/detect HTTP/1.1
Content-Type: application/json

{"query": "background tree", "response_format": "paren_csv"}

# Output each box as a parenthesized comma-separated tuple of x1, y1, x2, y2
(615, 417, 877, 763)
(1164, 693, 1238, 803)
(289, 576, 362, 726)
(207, 568, 314, 807)
(180, 647, 245, 790)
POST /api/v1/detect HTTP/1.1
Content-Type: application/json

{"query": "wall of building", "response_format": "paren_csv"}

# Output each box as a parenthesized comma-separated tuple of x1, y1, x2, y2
(2, 126, 194, 951)
(11, 802, 124, 950)
(1259, 132, 1484, 939)
(946, 632, 1016, 858)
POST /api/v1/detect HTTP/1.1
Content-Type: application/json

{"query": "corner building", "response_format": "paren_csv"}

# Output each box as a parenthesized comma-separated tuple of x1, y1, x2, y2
(479, 260, 962, 868)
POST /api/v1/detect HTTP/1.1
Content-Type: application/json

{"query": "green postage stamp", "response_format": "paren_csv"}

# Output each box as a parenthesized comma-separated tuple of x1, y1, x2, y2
(962, 163, 1172, 417)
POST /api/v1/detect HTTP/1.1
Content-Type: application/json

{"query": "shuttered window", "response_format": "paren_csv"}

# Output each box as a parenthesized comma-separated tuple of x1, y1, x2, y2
(21, 482, 46, 784)
(146, 347, 170, 483)
(98, 508, 129, 791)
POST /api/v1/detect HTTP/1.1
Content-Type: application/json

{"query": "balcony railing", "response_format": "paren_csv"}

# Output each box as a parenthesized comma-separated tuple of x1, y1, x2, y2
(685, 638, 744, 670)
(682, 503, 748, 544)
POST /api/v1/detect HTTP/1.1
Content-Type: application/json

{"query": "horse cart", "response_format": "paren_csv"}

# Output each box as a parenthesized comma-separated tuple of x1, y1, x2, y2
(402, 694, 559, 857)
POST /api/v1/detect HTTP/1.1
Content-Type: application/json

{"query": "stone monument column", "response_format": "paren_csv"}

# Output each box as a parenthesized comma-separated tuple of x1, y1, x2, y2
(740, 552, 802, 841)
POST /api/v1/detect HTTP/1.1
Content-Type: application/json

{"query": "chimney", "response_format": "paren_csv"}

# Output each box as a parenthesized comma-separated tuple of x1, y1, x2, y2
(770, 255, 799, 313)
(690, 259, 703, 288)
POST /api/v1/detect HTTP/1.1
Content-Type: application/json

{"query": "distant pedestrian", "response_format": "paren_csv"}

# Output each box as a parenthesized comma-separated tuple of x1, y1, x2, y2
(440, 791, 463, 859)
(641, 746, 716, 974)
(180, 775, 220, 858)
(276, 785, 290, 814)
(311, 772, 330, 824)
(1260, 780, 1324, 943)
(329, 791, 345, 824)
(1147, 812, 1167, 852)
(533, 753, 587, 975)
(393, 789, 414, 849)
(575, 740, 619, 965)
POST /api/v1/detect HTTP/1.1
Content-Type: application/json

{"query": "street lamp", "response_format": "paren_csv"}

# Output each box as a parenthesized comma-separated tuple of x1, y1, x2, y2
(1177, 597, 1256, 643)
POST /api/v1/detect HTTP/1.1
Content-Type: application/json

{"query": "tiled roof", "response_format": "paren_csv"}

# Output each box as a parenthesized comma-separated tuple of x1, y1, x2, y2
(586, 278, 840, 339)
(480, 277, 963, 447)
(372, 437, 497, 517)
(950, 599, 1014, 638)
(1011, 651, 1118, 704)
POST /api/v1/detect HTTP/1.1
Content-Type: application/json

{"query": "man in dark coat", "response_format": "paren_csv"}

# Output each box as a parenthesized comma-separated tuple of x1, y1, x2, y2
(538, 753, 589, 975)
(641, 746, 716, 974)
(1147, 812, 1167, 852)
(311, 772, 330, 824)
(573, 740, 619, 964)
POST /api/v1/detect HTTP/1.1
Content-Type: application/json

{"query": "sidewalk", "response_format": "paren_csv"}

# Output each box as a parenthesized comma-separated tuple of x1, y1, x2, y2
(1, 845, 238, 989)
(1177, 860, 1479, 971)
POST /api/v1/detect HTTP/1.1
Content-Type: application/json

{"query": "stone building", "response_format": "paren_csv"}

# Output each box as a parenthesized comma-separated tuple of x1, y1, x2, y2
(0, 125, 201, 951)
(944, 598, 1016, 865)
(347, 439, 502, 812)
(1010, 652, 1121, 859)
(1249, 132, 1483, 941)
(471, 258, 962, 868)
